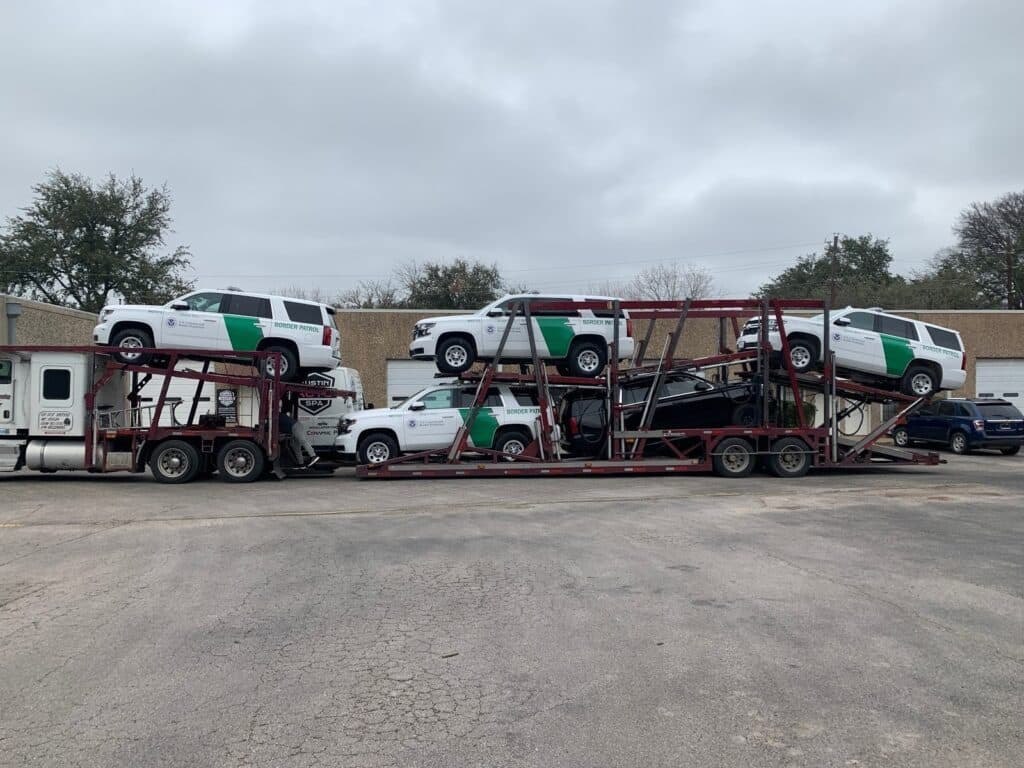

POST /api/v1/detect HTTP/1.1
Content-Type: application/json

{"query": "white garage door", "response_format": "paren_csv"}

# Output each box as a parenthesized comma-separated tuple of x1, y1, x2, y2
(386, 360, 447, 405)
(976, 359, 1024, 412)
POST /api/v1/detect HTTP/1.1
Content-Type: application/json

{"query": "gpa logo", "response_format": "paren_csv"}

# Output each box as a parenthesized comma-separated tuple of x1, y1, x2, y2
(407, 418, 417, 429)
(166, 317, 176, 327)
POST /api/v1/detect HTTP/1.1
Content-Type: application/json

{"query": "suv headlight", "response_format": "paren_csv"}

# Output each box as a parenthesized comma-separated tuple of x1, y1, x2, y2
(338, 417, 356, 434)
(413, 322, 436, 338)
(100, 308, 115, 320)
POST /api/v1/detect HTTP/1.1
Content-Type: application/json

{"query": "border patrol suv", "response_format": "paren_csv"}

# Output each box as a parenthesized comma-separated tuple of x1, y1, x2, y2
(336, 383, 541, 464)
(409, 294, 635, 377)
(93, 289, 341, 381)
(737, 307, 966, 396)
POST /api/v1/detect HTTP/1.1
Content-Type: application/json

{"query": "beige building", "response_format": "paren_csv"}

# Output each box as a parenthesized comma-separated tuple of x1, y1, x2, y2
(5, 295, 1023, 414)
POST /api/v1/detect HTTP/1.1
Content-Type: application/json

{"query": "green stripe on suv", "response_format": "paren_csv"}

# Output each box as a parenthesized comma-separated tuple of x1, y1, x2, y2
(535, 317, 575, 358)
(879, 333, 915, 376)
(458, 407, 500, 447)
(223, 315, 264, 351)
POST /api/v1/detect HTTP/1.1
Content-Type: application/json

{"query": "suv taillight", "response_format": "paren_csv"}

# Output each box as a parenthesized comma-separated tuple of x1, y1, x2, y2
(568, 416, 579, 436)
(961, 352, 967, 371)
(322, 326, 332, 346)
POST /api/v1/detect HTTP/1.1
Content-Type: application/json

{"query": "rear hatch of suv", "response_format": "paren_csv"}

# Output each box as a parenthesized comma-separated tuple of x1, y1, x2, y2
(976, 401, 1024, 438)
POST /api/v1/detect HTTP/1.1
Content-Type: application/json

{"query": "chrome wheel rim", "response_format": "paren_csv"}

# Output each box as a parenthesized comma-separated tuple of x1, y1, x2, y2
(894, 430, 909, 447)
(911, 373, 933, 395)
(444, 345, 468, 368)
(577, 349, 600, 374)
(365, 441, 392, 463)
(158, 448, 190, 478)
(501, 438, 527, 456)
(952, 433, 966, 453)
(264, 356, 290, 378)
(790, 346, 811, 369)
(118, 336, 145, 361)
(223, 447, 256, 478)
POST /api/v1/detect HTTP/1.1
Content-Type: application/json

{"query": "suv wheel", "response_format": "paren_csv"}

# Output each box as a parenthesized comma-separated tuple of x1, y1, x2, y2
(358, 432, 399, 465)
(111, 327, 154, 365)
(260, 345, 299, 382)
(786, 337, 817, 373)
(567, 340, 607, 377)
(892, 427, 910, 448)
(494, 430, 532, 458)
(436, 337, 475, 374)
(949, 430, 969, 455)
(1000, 445, 1021, 456)
(902, 365, 937, 397)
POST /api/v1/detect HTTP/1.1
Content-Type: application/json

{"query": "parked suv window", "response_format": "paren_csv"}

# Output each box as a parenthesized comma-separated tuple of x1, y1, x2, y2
(417, 389, 456, 409)
(459, 387, 502, 408)
(182, 292, 225, 312)
(875, 315, 919, 340)
(926, 326, 961, 351)
(284, 301, 324, 325)
(513, 390, 540, 406)
(937, 401, 956, 417)
(842, 312, 875, 331)
(977, 402, 1023, 419)
(225, 294, 272, 319)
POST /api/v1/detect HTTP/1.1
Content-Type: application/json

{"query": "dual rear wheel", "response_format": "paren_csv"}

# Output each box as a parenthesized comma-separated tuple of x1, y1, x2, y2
(149, 439, 265, 484)
(712, 436, 811, 479)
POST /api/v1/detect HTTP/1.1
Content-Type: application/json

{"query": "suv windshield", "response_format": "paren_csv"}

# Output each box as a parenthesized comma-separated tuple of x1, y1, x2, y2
(977, 403, 1023, 419)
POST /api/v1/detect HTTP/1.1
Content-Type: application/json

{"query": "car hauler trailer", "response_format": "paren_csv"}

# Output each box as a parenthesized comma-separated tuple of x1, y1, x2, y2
(0, 346, 356, 483)
(355, 298, 941, 479)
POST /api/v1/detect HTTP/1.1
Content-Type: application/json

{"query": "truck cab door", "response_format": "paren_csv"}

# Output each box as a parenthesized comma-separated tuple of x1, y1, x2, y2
(0, 358, 14, 425)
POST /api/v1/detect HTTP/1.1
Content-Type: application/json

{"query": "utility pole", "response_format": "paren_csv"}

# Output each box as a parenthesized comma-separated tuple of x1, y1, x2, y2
(1007, 249, 1014, 310)
(828, 233, 839, 307)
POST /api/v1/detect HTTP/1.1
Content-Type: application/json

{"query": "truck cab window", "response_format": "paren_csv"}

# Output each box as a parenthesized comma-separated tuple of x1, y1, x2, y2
(0, 359, 11, 385)
(42, 369, 71, 400)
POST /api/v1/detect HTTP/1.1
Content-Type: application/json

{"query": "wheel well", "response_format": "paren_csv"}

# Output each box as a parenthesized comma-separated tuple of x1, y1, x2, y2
(437, 332, 477, 354)
(257, 337, 299, 356)
(906, 358, 941, 380)
(786, 332, 819, 352)
(358, 429, 399, 449)
(569, 334, 608, 353)
(110, 321, 154, 341)
(493, 425, 533, 445)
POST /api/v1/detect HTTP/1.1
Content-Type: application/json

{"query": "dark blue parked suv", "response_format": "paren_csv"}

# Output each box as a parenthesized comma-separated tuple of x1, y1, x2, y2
(893, 398, 1023, 455)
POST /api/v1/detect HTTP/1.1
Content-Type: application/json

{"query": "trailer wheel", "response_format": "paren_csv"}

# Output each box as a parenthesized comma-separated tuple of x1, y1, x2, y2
(768, 437, 811, 478)
(217, 439, 265, 482)
(149, 440, 200, 484)
(111, 327, 154, 365)
(712, 437, 755, 478)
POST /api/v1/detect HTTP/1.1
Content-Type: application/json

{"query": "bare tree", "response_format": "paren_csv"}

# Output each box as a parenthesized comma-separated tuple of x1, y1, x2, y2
(590, 263, 714, 300)
(271, 284, 335, 304)
(336, 279, 404, 309)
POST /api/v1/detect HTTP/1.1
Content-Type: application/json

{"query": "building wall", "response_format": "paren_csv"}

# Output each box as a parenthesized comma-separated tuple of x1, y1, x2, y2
(0, 295, 97, 346)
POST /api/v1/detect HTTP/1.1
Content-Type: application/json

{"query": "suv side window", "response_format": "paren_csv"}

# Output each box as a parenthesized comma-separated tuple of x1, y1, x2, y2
(224, 294, 272, 319)
(842, 312, 875, 331)
(875, 315, 918, 340)
(937, 402, 956, 417)
(285, 301, 324, 325)
(182, 292, 225, 313)
(926, 326, 961, 350)
(513, 390, 539, 406)
(459, 387, 502, 408)
(416, 389, 456, 410)
(954, 403, 971, 417)
(530, 297, 578, 318)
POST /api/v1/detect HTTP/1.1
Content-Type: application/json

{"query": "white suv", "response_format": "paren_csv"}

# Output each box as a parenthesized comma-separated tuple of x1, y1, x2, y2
(409, 294, 635, 377)
(737, 307, 966, 396)
(93, 289, 341, 381)
(336, 383, 541, 464)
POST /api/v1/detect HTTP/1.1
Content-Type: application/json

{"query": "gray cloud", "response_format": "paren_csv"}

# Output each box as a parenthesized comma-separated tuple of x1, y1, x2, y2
(1, 0, 1021, 298)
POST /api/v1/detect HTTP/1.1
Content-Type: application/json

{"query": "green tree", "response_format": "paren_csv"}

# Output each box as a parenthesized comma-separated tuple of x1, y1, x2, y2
(401, 258, 505, 309)
(953, 191, 1024, 308)
(1, 170, 193, 312)
(756, 234, 901, 306)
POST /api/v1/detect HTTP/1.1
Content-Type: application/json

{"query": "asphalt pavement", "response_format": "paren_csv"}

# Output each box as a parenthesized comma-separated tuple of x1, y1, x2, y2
(1, 454, 1022, 767)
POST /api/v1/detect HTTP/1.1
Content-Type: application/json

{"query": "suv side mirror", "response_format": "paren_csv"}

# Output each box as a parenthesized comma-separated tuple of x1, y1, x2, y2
(408, 402, 426, 411)
(170, 301, 189, 311)
(694, 381, 712, 391)
(486, 310, 506, 317)
(834, 317, 851, 326)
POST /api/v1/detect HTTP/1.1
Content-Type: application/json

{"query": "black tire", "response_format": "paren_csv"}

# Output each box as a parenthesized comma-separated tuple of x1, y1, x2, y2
(768, 437, 811, 478)
(949, 430, 969, 455)
(901, 365, 937, 397)
(217, 439, 265, 483)
(712, 437, 755, 478)
(892, 427, 910, 448)
(494, 429, 532, 458)
(260, 345, 299, 382)
(358, 432, 399, 465)
(786, 336, 818, 373)
(731, 402, 760, 427)
(1000, 445, 1020, 456)
(436, 336, 475, 375)
(567, 340, 607, 377)
(149, 439, 200, 484)
(111, 327, 154, 366)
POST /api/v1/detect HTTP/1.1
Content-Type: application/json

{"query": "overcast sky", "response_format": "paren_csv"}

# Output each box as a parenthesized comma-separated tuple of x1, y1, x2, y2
(2, 0, 1021, 298)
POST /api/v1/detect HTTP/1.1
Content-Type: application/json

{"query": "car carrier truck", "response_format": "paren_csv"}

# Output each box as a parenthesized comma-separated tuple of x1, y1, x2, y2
(0, 345, 359, 483)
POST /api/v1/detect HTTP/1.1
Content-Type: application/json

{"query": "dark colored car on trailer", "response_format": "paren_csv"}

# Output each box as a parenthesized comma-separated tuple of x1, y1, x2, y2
(892, 398, 1023, 455)
(559, 370, 764, 458)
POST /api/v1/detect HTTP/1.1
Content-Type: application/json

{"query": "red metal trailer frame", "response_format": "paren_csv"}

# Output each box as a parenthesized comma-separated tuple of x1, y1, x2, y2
(356, 298, 941, 479)
(0, 345, 355, 475)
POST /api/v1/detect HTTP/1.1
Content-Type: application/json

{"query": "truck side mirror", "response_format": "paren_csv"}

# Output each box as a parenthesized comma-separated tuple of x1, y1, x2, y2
(834, 317, 851, 326)
(409, 402, 426, 411)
